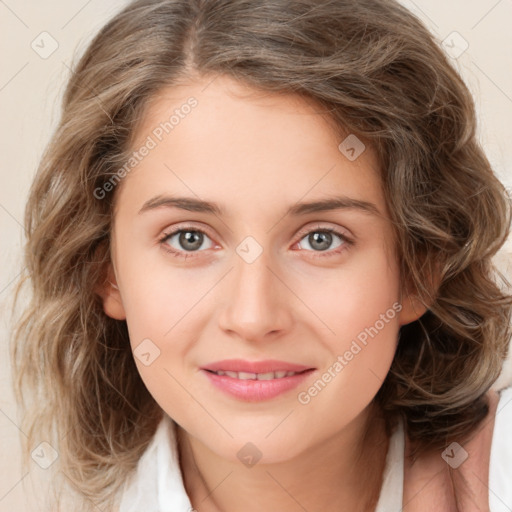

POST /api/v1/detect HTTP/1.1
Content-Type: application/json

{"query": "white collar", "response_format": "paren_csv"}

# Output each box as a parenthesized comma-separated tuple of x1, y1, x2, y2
(119, 385, 512, 511)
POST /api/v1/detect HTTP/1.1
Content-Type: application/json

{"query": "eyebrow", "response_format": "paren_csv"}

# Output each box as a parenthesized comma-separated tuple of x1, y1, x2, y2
(138, 195, 382, 217)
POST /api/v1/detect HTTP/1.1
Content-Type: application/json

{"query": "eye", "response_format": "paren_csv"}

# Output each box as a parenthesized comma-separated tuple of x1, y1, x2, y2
(158, 223, 354, 260)
(158, 225, 215, 259)
(294, 225, 354, 257)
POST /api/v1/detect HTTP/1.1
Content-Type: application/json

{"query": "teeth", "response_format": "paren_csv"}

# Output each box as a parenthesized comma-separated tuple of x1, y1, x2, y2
(212, 370, 300, 379)
(257, 372, 275, 380)
(238, 372, 257, 380)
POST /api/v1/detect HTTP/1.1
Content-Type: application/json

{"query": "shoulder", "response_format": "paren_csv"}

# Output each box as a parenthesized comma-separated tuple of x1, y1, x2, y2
(488, 385, 512, 511)
(117, 416, 168, 512)
(117, 415, 193, 512)
(402, 387, 510, 512)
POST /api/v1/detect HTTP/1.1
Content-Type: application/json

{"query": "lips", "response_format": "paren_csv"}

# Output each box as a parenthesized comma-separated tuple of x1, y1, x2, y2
(200, 358, 314, 374)
(209, 369, 302, 380)
(200, 359, 316, 401)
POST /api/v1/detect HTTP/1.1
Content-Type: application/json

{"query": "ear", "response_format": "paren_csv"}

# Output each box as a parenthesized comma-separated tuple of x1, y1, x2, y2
(95, 262, 126, 320)
(398, 262, 442, 327)
(398, 291, 429, 326)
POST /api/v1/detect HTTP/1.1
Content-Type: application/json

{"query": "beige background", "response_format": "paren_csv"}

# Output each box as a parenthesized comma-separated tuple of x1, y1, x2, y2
(1, 0, 511, 510)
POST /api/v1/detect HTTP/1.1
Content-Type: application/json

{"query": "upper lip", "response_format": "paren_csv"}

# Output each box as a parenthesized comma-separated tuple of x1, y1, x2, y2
(201, 359, 314, 374)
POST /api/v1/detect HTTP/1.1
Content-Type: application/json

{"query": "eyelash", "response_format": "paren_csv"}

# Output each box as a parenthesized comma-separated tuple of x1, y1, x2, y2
(158, 224, 354, 260)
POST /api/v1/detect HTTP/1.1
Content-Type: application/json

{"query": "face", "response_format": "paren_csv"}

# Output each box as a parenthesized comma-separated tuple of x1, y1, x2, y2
(99, 74, 425, 464)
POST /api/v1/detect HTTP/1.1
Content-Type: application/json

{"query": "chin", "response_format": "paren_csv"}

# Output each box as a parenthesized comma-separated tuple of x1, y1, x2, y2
(213, 435, 304, 467)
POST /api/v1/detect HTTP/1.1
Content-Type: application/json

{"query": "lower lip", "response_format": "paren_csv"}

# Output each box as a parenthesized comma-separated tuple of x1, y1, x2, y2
(201, 369, 315, 401)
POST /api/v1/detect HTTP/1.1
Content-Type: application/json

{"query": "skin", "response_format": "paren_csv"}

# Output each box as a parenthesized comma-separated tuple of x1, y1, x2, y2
(99, 74, 428, 512)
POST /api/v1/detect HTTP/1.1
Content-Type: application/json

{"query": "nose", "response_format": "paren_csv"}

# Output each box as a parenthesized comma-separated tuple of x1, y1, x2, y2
(217, 246, 294, 342)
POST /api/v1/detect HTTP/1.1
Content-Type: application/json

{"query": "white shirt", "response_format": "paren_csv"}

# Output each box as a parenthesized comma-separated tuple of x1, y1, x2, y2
(119, 386, 512, 512)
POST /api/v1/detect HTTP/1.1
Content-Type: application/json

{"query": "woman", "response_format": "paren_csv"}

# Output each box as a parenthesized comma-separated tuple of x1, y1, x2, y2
(11, 1, 512, 510)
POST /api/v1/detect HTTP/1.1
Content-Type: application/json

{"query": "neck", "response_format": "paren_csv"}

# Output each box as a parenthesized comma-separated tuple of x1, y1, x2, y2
(176, 401, 389, 512)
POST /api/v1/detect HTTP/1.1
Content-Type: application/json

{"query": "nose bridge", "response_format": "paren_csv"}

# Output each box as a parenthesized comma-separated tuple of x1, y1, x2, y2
(218, 236, 292, 340)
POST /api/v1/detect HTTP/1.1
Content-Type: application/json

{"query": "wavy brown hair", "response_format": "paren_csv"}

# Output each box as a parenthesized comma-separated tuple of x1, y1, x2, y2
(10, 0, 512, 509)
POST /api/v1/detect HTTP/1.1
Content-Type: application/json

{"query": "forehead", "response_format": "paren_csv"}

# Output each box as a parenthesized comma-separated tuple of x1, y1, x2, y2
(117, 74, 389, 222)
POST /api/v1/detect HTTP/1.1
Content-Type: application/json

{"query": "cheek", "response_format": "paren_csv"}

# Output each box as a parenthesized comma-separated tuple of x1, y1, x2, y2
(117, 248, 201, 341)
(286, 270, 400, 457)
(298, 246, 400, 391)
(297, 245, 400, 340)
(115, 254, 205, 394)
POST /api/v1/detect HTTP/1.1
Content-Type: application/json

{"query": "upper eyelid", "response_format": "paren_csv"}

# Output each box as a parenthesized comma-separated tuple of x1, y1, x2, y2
(161, 223, 217, 243)
(295, 223, 352, 239)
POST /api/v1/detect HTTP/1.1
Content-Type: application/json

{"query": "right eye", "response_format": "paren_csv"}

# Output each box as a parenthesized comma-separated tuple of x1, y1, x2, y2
(158, 226, 216, 258)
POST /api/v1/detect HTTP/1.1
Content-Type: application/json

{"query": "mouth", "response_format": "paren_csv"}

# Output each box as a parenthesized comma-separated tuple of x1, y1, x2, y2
(203, 368, 311, 380)
(201, 367, 316, 401)
(200, 358, 314, 375)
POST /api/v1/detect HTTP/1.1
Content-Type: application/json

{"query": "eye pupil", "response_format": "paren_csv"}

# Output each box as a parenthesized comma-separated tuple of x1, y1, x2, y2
(309, 232, 332, 251)
(179, 231, 203, 251)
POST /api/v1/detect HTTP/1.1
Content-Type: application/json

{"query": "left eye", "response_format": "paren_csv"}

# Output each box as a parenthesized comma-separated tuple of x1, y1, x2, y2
(296, 228, 347, 253)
